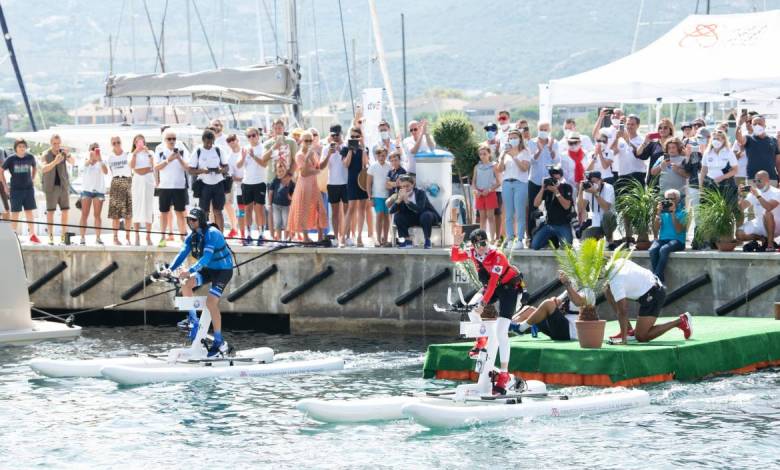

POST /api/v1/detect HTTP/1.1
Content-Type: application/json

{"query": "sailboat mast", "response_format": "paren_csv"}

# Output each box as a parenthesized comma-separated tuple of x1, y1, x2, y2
(0, 2, 37, 131)
(286, 0, 302, 124)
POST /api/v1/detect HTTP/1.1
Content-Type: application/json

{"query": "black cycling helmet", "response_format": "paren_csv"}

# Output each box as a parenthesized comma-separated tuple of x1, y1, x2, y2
(469, 228, 488, 245)
(186, 207, 207, 230)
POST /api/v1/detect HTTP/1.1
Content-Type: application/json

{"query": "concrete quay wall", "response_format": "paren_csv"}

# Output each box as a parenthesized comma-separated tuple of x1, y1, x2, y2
(21, 245, 780, 335)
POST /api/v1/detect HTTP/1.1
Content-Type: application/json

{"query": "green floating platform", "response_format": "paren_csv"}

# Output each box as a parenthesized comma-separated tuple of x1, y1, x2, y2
(424, 317, 780, 387)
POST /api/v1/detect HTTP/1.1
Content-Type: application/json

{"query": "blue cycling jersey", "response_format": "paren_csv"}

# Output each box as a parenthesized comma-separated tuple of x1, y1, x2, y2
(170, 226, 234, 273)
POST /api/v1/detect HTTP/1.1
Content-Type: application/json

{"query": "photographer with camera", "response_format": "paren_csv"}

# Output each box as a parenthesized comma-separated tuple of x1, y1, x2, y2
(649, 189, 687, 282)
(40, 134, 74, 245)
(154, 129, 190, 247)
(576, 171, 616, 242)
(736, 171, 780, 251)
(530, 164, 573, 249)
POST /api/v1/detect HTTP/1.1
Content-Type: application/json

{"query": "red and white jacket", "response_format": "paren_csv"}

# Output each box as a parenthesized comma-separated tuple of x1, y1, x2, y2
(450, 245, 521, 304)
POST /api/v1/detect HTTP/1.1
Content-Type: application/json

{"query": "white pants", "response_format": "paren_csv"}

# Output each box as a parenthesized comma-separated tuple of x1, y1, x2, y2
(131, 173, 155, 224)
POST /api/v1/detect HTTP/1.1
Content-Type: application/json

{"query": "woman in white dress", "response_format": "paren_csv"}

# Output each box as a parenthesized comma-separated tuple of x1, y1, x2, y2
(129, 134, 155, 246)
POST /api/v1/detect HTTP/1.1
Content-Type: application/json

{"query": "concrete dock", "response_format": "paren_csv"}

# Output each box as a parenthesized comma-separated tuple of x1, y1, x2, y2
(21, 243, 780, 335)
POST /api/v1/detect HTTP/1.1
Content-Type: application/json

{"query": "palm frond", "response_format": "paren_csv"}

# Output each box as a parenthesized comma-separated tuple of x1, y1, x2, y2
(553, 238, 633, 308)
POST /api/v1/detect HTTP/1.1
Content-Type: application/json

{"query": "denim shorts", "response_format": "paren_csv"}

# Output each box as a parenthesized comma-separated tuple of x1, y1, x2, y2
(81, 191, 105, 200)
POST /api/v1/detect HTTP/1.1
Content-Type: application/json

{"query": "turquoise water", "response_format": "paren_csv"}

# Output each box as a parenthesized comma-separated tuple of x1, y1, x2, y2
(2, 326, 780, 468)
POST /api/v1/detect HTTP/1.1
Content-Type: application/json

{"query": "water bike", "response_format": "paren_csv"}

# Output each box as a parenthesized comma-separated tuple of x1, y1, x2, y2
(30, 267, 344, 385)
(297, 287, 650, 429)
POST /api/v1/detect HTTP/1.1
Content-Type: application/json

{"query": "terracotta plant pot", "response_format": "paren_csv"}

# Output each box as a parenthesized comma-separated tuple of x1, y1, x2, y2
(716, 240, 738, 252)
(634, 240, 652, 251)
(575, 320, 607, 348)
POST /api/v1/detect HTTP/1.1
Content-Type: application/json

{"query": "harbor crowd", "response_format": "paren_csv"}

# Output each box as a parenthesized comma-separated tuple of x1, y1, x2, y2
(1, 109, 779, 272)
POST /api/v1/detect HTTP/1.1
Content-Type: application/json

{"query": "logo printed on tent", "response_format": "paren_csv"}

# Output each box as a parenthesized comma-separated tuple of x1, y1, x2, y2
(678, 23, 719, 48)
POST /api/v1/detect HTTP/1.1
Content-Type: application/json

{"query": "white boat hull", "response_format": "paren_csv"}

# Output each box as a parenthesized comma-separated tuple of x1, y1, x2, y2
(0, 320, 81, 346)
(29, 347, 276, 378)
(402, 390, 651, 429)
(101, 357, 345, 385)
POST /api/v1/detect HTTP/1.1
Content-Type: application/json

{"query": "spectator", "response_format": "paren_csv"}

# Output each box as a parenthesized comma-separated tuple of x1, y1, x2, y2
(189, 129, 228, 232)
(40, 134, 74, 245)
(728, 121, 748, 187)
(527, 122, 559, 240)
(239, 127, 271, 245)
(586, 129, 616, 185)
(592, 107, 624, 141)
(701, 129, 738, 202)
(736, 171, 780, 251)
(287, 131, 327, 242)
(128, 135, 155, 246)
(472, 145, 501, 239)
(683, 128, 709, 248)
(263, 119, 297, 182)
(320, 124, 348, 246)
(385, 150, 407, 196)
(387, 174, 440, 248)
(371, 120, 400, 161)
(649, 138, 688, 201)
(107, 136, 133, 245)
(342, 127, 369, 247)
(0, 139, 39, 243)
(637, 118, 675, 185)
(268, 161, 295, 241)
(497, 128, 531, 249)
(691, 118, 706, 132)
(577, 171, 616, 242)
(518, 119, 532, 147)
(225, 134, 246, 242)
(78, 143, 108, 245)
(649, 189, 687, 282)
(482, 121, 504, 237)
(530, 164, 574, 249)
(736, 114, 780, 185)
(680, 122, 694, 143)
(560, 118, 594, 153)
(496, 110, 512, 144)
(482, 122, 500, 157)
(402, 119, 435, 174)
(367, 146, 392, 247)
(0, 147, 8, 220)
(612, 114, 647, 243)
(211, 119, 229, 152)
(291, 128, 305, 146)
(154, 129, 189, 247)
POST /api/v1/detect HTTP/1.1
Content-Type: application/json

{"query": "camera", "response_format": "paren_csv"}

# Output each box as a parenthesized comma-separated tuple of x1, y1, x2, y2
(582, 181, 593, 190)
(543, 177, 556, 188)
(602, 107, 614, 116)
(740, 184, 751, 193)
(173, 148, 180, 154)
(661, 199, 673, 211)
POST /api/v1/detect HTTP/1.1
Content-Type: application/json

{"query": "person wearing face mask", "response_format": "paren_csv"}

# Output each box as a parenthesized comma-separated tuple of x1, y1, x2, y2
(701, 130, 739, 204)
(496, 128, 531, 250)
(527, 122, 558, 241)
(559, 118, 593, 153)
(683, 128, 709, 248)
(586, 129, 616, 186)
(371, 120, 399, 162)
(736, 115, 780, 186)
(577, 171, 616, 242)
(482, 122, 504, 237)
(736, 171, 780, 251)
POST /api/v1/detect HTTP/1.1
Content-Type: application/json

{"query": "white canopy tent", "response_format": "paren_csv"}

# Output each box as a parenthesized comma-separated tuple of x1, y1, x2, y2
(539, 10, 780, 122)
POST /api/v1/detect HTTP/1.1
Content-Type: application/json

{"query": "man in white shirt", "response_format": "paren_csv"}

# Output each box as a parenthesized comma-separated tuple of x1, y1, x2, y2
(154, 129, 190, 245)
(559, 118, 594, 153)
(211, 119, 230, 155)
(402, 119, 435, 174)
(577, 171, 616, 242)
(188, 129, 228, 231)
(606, 259, 692, 344)
(320, 124, 349, 246)
(238, 127, 271, 245)
(612, 115, 648, 243)
(366, 145, 392, 247)
(736, 170, 780, 250)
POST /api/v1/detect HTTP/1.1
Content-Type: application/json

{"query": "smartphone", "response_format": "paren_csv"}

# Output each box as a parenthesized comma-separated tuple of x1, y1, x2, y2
(348, 139, 359, 148)
(95, 148, 101, 157)
(664, 154, 671, 162)
(602, 107, 614, 116)
(648, 132, 661, 140)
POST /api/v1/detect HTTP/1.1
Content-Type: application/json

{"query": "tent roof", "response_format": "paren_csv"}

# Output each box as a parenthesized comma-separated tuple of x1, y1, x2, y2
(546, 10, 780, 105)
(105, 64, 297, 105)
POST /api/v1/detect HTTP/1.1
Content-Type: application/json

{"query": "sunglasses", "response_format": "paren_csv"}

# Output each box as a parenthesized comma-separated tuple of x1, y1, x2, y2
(658, 126, 670, 130)
(521, 127, 530, 132)
(303, 139, 313, 143)
(247, 133, 258, 138)
(350, 135, 361, 139)
(474, 239, 488, 247)
(410, 128, 419, 132)
(111, 141, 121, 145)
(166, 137, 176, 141)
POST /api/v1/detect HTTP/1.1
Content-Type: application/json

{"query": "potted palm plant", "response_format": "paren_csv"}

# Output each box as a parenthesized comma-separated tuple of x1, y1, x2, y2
(697, 187, 739, 251)
(615, 178, 659, 250)
(554, 238, 632, 348)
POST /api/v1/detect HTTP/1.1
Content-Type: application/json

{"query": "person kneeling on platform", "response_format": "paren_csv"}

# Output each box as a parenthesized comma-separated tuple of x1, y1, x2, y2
(451, 228, 525, 394)
(387, 174, 441, 249)
(605, 258, 692, 344)
(167, 207, 234, 357)
(510, 271, 583, 340)
(530, 164, 574, 250)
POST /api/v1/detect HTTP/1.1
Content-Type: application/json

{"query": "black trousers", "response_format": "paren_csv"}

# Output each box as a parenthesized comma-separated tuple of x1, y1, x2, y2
(394, 210, 436, 239)
(527, 181, 541, 237)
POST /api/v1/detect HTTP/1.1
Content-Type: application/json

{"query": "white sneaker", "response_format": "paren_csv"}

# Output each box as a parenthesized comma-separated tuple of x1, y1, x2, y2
(512, 239, 525, 250)
(344, 238, 356, 247)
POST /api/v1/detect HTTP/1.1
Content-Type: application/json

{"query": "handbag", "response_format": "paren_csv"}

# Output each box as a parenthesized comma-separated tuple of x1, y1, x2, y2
(191, 148, 204, 198)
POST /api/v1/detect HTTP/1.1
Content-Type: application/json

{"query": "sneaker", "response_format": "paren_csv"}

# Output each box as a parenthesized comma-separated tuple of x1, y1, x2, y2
(423, 239, 432, 249)
(345, 238, 356, 247)
(492, 371, 511, 396)
(256, 236, 264, 246)
(679, 312, 693, 340)
(96, 238, 104, 246)
(29, 234, 41, 244)
(243, 236, 253, 246)
(207, 339, 229, 357)
(397, 240, 413, 249)
(227, 229, 238, 239)
(48, 236, 54, 246)
(609, 327, 635, 341)
(79, 238, 86, 246)
(158, 239, 167, 248)
(468, 336, 488, 358)
(508, 323, 525, 335)
(512, 239, 524, 250)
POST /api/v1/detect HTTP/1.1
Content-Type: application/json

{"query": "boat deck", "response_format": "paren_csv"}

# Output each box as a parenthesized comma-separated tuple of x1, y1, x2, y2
(423, 317, 780, 387)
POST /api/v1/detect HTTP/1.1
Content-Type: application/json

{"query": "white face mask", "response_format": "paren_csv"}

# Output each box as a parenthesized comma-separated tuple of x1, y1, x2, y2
(380, 131, 390, 140)
(509, 138, 520, 147)
(711, 139, 724, 150)
(538, 131, 550, 140)
(569, 144, 581, 152)
(753, 125, 765, 135)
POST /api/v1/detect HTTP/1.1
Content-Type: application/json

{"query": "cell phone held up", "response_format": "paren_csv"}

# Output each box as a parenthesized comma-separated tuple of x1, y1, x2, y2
(348, 139, 359, 149)
(740, 184, 751, 194)
(648, 132, 661, 140)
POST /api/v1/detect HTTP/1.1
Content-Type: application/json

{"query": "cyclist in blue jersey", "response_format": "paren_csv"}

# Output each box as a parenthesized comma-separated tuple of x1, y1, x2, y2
(168, 207, 234, 356)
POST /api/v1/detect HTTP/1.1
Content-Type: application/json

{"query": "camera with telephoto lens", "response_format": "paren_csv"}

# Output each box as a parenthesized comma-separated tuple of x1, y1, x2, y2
(661, 199, 673, 212)
(740, 184, 751, 194)
(543, 177, 556, 188)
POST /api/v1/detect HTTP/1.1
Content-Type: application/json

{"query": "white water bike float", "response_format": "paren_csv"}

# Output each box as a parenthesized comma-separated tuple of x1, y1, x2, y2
(29, 294, 344, 384)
